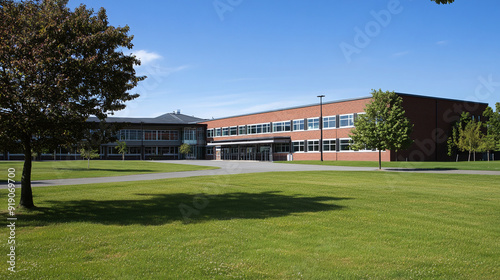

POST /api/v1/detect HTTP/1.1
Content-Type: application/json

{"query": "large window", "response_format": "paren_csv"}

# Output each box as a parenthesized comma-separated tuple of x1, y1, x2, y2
(340, 139, 352, 151)
(307, 140, 320, 152)
(307, 118, 319, 130)
(323, 139, 336, 151)
(238, 126, 246, 135)
(118, 130, 142, 141)
(158, 130, 179, 141)
(158, 146, 178, 155)
(273, 121, 291, 133)
(144, 130, 157, 141)
(274, 143, 290, 153)
(247, 123, 271, 135)
(222, 127, 229, 136)
(207, 129, 214, 138)
(184, 128, 196, 141)
(340, 114, 354, 127)
(293, 119, 304, 131)
(293, 141, 305, 152)
(230, 126, 238, 136)
(215, 128, 221, 137)
(323, 116, 336, 129)
(144, 147, 157, 155)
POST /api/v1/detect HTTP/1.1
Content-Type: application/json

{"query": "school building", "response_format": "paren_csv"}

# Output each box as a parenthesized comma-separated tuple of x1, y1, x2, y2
(201, 93, 488, 162)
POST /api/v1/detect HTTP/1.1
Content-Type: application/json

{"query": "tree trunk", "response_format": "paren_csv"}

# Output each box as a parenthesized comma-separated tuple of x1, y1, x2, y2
(378, 150, 382, 170)
(122, 153, 124, 161)
(19, 137, 35, 209)
(468, 150, 471, 162)
(87, 157, 90, 169)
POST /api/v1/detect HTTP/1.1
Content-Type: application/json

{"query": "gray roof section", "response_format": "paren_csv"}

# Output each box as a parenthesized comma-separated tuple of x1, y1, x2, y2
(88, 113, 207, 124)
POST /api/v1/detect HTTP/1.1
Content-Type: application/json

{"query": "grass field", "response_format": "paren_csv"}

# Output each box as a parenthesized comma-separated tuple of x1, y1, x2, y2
(0, 160, 218, 181)
(277, 160, 500, 171)
(1, 171, 498, 279)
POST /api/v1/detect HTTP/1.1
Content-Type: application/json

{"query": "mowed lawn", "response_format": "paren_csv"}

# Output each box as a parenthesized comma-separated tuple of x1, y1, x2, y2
(1, 171, 499, 279)
(0, 160, 217, 181)
(278, 160, 500, 171)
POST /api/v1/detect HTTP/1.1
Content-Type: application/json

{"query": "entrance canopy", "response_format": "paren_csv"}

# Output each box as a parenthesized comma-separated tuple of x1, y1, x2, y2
(207, 136, 291, 146)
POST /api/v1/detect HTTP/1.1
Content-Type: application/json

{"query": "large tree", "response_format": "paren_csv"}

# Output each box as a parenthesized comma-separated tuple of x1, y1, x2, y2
(350, 89, 413, 169)
(0, 0, 144, 208)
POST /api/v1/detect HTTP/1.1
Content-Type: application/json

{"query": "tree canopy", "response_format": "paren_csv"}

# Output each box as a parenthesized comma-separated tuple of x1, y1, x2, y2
(350, 89, 413, 169)
(0, 0, 144, 208)
(432, 0, 454, 4)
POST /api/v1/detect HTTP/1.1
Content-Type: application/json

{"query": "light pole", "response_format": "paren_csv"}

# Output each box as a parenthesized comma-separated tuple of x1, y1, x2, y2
(317, 95, 325, 162)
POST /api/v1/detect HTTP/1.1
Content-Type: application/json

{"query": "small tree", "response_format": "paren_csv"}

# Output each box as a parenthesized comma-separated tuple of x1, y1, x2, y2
(80, 148, 99, 169)
(116, 140, 128, 161)
(179, 143, 192, 159)
(350, 89, 413, 169)
(457, 119, 483, 162)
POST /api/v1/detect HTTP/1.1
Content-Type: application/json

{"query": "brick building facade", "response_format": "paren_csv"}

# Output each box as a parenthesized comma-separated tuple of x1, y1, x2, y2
(201, 93, 488, 162)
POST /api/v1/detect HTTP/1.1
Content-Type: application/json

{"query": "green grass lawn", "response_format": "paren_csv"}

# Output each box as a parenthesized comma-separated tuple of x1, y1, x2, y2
(0, 160, 217, 181)
(277, 160, 500, 171)
(1, 171, 499, 279)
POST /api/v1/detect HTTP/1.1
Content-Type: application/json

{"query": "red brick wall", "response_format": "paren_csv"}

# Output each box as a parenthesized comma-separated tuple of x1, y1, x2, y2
(395, 94, 487, 161)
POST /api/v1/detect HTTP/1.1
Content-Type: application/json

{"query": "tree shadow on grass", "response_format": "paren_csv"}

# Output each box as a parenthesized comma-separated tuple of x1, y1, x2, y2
(54, 168, 156, 172)
(16, 191, 351, 226)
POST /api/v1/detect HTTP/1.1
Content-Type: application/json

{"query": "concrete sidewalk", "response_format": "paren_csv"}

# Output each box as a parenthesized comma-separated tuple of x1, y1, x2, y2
(11, 160, 500, 188)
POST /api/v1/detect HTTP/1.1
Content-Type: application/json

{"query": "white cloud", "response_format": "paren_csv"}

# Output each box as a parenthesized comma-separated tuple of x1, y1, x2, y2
(132, 50, 162, 66)
(436, 40, 449, 46)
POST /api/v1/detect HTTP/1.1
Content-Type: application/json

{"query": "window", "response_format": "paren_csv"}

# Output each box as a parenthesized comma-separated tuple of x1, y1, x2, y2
(307, 118, 319, 130)
(215, 128, 221, 137)
(293, 119, 304, 131)
(340, 139, 352, 151)
(144, 147, 157, 155)
(323, 139, 336, 151)
(207, 129, 214, 138)
(222, 127, 229, 136)
(293, 141, 305, 152)
(307, 140, 320, 152)
(274, 143, 290, 153)
(273, 121, 291, 133)
(206, 147, 213, 155)
(323, 116, 336, 129)
(184, 128, 196, 141)
(238, 126, 246, 135)
(144, 130, 157, 141)
(118, 130, 143, 141)
(159, 147, 178, 155)
(129, 147, 141, 154)
(159, 130, 179, 141)
(247, 123, 271, 134)
(230, 126, 238, 136)
(340, 114, 354, 127)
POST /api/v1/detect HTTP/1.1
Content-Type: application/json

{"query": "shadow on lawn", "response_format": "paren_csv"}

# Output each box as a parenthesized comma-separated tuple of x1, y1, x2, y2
(54, 168, 156, 172)
(384, 168, 457, 172)
(17, 191, 351, 226)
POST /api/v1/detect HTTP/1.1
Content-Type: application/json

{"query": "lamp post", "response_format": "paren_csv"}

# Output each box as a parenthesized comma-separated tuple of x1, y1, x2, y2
(317, 95, 325, 162)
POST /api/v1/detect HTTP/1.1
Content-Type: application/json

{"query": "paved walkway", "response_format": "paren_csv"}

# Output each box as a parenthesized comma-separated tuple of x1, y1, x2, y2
(17, 160, 500, 188)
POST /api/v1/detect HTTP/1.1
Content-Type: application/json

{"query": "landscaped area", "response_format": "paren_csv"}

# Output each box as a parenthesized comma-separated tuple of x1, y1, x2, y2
(0, 160, 218, 181)
(1, 171, 498, 279)
(278, 160, 500, 171)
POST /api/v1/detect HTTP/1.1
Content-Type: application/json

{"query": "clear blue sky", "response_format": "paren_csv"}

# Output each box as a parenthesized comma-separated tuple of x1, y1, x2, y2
(67, 0, 500, 119)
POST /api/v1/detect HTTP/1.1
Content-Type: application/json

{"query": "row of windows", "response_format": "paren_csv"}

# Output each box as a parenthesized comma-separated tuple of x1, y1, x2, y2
(119, 130, 180, 141)
(106, 146, 179, 155)
(118, 128, 203, 141)
(207, 114, 358, 137)
(292, 139, 375, 153)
